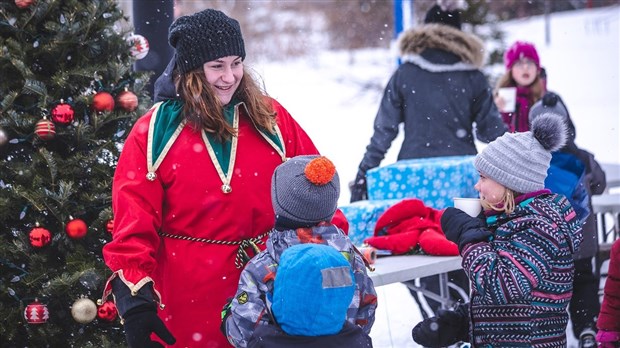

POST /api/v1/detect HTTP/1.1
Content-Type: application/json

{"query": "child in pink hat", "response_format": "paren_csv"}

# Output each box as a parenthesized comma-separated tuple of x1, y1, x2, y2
(494, 41, 545, 132)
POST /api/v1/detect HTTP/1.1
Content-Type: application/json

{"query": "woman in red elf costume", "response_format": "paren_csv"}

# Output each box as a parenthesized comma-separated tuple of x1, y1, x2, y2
(101, 9, 319, 348)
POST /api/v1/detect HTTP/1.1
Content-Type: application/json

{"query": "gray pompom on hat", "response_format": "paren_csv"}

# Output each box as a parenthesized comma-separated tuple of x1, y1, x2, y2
(168, 9, 246, 74)
(271, 155, 340, 226)
(474, 113, 568, 193)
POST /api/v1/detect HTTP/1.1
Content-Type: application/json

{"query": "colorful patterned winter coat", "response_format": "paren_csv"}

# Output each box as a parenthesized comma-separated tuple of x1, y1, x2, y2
(225, 224, 378, 348)
(102, 98, 319, 347)
(462, 190, 582, 347)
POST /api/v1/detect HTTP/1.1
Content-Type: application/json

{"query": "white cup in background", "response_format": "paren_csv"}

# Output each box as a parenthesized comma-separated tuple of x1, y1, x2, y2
(497, 87, 517, 113)
(453, 197, 482, 217)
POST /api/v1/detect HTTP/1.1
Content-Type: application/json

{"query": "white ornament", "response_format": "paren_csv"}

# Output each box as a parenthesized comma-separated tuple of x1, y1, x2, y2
(71, 298, 97, 324)
(127, 34, 150, 60)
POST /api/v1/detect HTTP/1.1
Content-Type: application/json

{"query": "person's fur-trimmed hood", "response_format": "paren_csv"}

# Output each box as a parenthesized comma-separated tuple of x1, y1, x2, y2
(399, 24, 485, 69)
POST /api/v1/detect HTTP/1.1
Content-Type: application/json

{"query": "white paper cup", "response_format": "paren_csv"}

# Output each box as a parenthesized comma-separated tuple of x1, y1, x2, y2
(453, 197, 482, 217)
(497, 87, 517, 113)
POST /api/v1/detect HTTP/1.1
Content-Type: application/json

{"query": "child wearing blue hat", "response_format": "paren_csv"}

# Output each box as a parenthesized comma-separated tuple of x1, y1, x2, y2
(249, 243, 373, 347)
(222, 155, 377, 347)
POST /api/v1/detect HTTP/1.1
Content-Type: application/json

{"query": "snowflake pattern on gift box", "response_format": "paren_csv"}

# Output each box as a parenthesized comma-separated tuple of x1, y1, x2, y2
(367, 156, 479, 207)
(340, 200, 399, 246)
(342, 156, 480, 245)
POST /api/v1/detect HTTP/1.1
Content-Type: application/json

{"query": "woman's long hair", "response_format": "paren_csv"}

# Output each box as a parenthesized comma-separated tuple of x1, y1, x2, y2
(495, 70, 545, 107)
(175, 68, 276, 142)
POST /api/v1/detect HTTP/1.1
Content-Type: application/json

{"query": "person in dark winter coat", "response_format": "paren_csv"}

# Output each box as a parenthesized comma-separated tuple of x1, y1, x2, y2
(412, 113, 583, 347)
(351, 0, 507, 321)
(245, 243, 373, 348)
(597, 239, 620, 347)
(223, 156, 377, 347)
(528, 92, 606, 347)
(350, 2, 507, 202)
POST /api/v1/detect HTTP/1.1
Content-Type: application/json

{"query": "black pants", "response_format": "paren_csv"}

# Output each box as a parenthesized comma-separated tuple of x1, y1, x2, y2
(405, 269, 470, 319)
(570, 256, 600, 338)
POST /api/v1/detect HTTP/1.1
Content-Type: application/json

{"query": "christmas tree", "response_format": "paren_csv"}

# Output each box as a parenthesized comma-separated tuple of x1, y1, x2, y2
(0, 0, 152, 346)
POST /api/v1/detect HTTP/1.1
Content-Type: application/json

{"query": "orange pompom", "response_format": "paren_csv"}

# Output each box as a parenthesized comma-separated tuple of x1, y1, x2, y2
(304, 156, 336, 186)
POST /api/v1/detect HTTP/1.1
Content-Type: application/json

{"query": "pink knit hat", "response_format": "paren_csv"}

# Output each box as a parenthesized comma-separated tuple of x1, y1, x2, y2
(504, 41, 540, 69)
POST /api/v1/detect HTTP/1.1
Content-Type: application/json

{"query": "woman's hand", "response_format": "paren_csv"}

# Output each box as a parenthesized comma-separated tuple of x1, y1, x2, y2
(123, 304, 176, 348)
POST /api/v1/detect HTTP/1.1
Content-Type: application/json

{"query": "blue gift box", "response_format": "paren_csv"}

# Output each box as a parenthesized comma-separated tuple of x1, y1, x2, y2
(366, 156, 479, 209)
(339, 199, 399, 246)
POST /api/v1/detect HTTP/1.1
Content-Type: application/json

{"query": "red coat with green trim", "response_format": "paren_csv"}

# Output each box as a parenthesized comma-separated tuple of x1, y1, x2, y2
(103, 98, 319, 347)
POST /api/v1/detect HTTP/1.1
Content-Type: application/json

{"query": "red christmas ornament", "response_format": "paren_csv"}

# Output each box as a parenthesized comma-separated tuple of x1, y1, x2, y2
(29, 225, 52, 248)
(15, 0, 35, 9)
(34, 117, 56, 140)
(51, 102, 75, 125)
(105, 219, 114, 234)
(66, 218, 88, 239)
(24, 299, 49, 324)
(96, 300, 118, 322)
(116, 90, 138, 112)
(92, 91, 115, 112)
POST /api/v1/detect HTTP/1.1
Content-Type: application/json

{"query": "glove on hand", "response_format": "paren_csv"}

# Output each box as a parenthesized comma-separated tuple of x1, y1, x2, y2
(123, 304, 176, 348)
(411, 303, 469, 347)
(349, 170, 368, 202)
(441, 207, 490, 252)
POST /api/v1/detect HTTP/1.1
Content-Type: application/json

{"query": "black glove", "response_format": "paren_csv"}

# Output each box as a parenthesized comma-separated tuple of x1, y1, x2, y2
(123, 304, 176, 348)
(349, 170, 368, 202)
(441, 207, 491, 252)
(412, 303, 470, 347)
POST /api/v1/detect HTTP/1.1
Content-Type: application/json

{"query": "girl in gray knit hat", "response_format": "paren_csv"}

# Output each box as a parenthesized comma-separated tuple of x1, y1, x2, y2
(412, 113, 584, 348)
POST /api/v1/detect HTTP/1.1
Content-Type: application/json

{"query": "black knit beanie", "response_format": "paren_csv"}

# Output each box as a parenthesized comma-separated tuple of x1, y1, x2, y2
(424, 4, 462, 30)
(168, 9, 246, 74)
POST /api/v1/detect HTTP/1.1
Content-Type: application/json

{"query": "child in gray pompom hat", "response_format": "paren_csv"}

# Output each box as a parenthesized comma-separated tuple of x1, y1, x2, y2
(414, 113, 584, 347)
(223, 155, 377, 348)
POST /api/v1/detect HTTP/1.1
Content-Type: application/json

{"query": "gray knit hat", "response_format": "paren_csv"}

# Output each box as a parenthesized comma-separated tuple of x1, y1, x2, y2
(168, 9, 246, 74)
(271, 155, 340, 226)
(529, 93, 568, 120)
(474, 114, 568, 193)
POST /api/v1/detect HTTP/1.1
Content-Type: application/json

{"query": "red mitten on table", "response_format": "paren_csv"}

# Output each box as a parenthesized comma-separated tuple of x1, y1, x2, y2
(418, 228, 459, 256)
(365, 229, 421, 255)
(375, 199, 431, 233)
(368, 198, 459, 256)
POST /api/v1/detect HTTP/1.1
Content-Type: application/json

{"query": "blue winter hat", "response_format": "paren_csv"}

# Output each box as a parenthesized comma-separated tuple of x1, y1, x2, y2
(272, 244, 355, 336)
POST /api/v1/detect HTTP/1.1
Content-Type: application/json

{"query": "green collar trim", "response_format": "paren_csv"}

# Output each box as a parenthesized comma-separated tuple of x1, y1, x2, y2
(145, 100, 286, 183)
(203, 103, 236, 174)
(146, 100, 185, 180)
